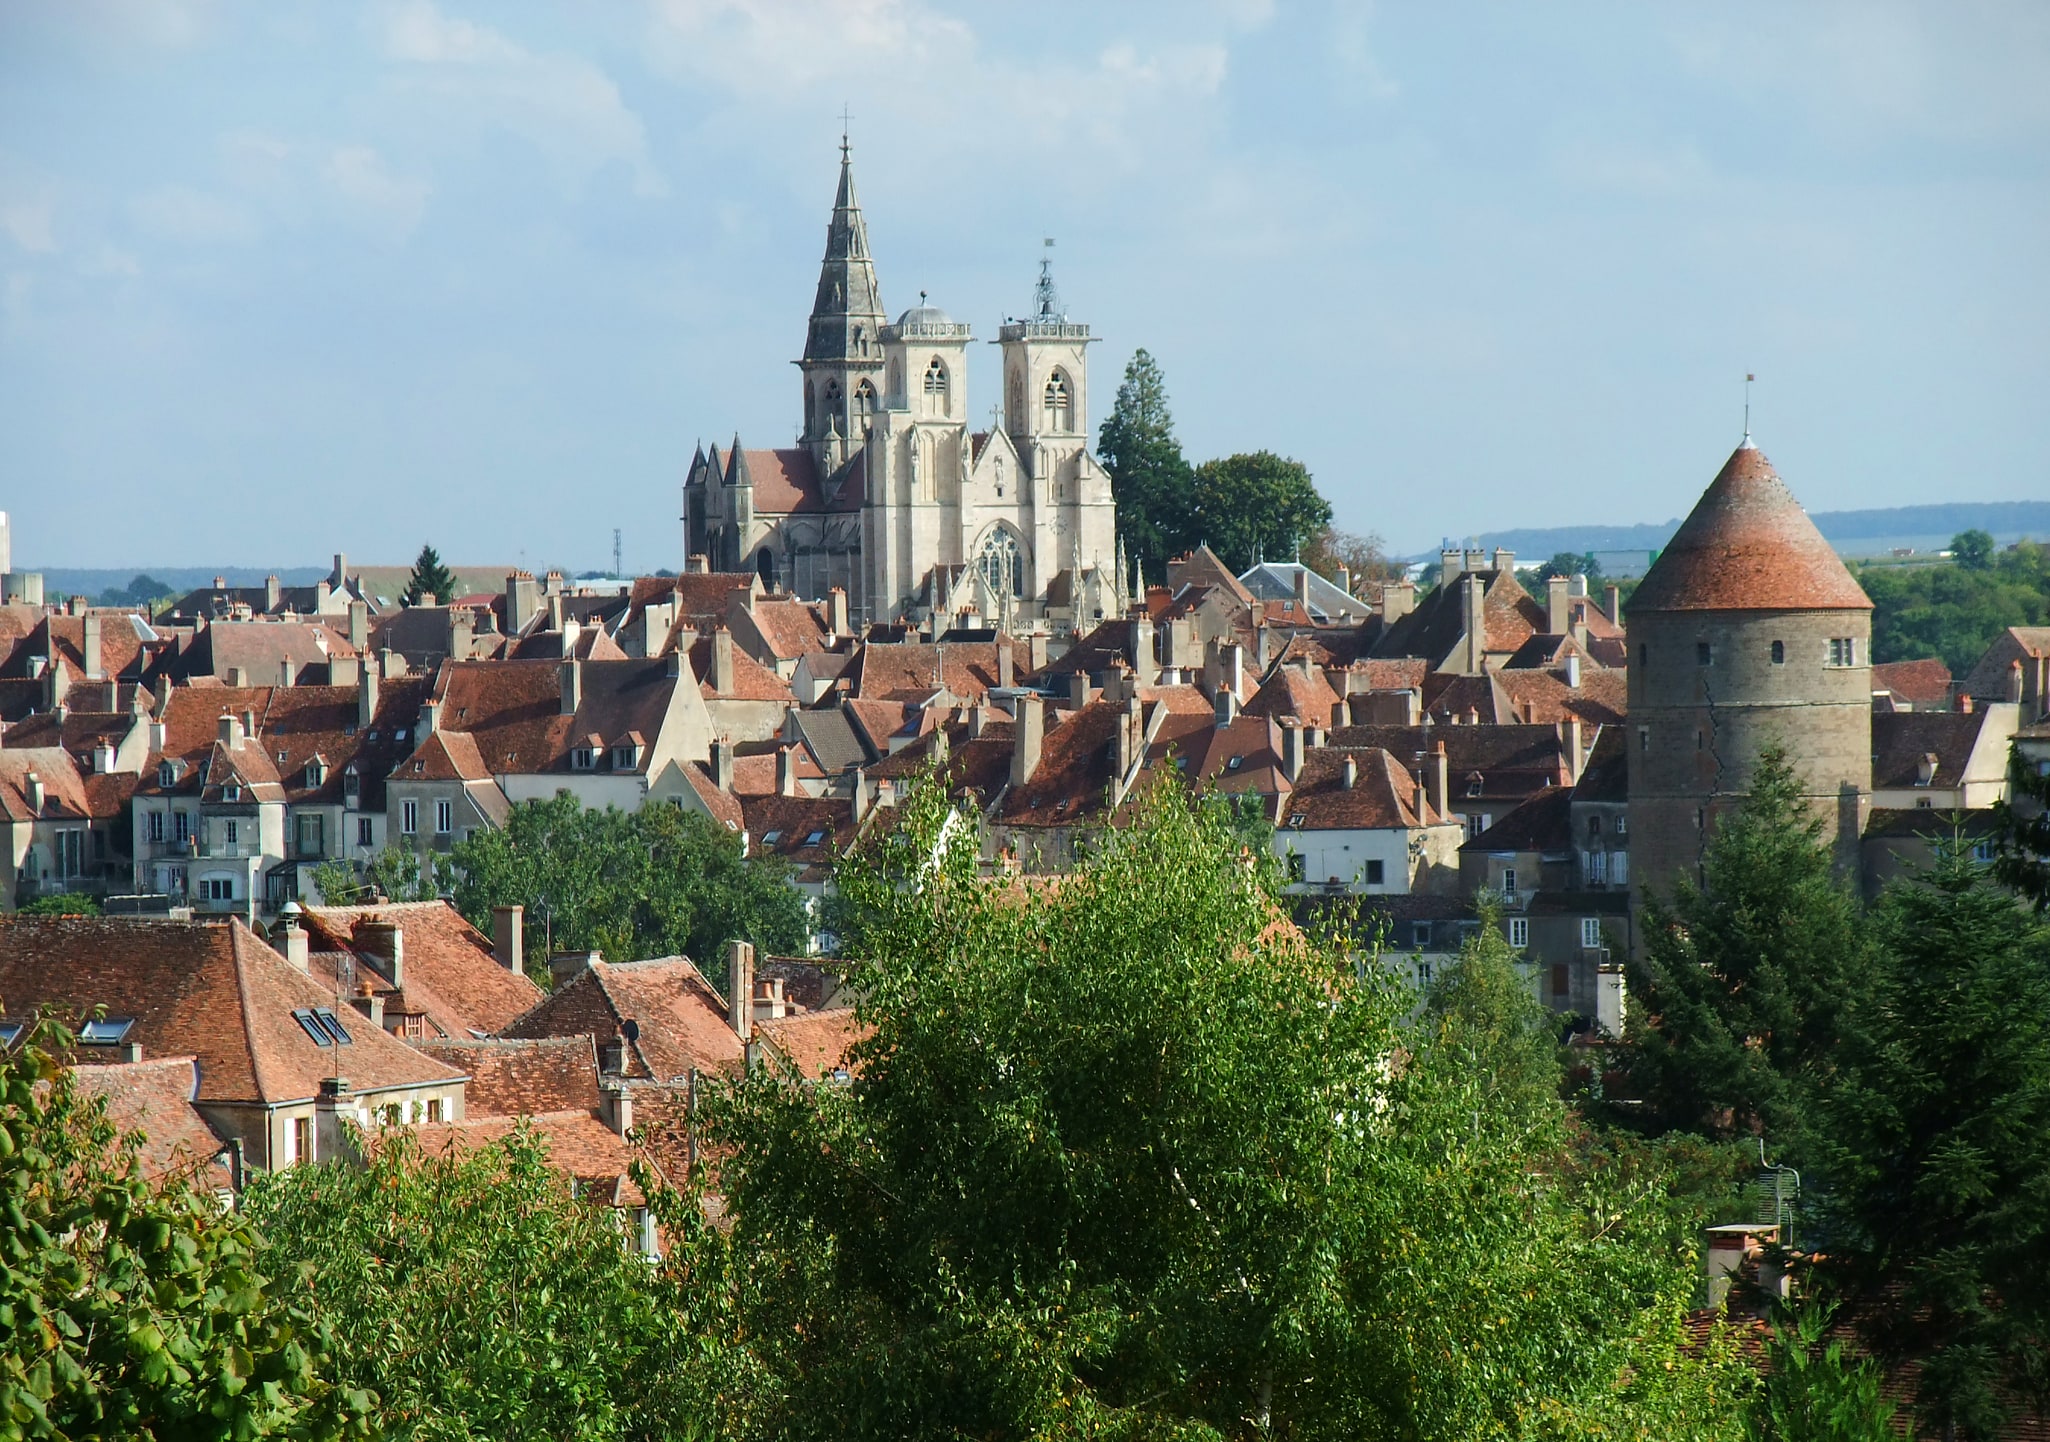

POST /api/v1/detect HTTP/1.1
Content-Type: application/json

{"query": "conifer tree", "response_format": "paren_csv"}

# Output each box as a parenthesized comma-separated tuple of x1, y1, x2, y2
(1622, 744, 1871, 1161)
(404, 543, 458, 606)
(1992, 740, 2050, 908)
(1097, 348, 1192, 579)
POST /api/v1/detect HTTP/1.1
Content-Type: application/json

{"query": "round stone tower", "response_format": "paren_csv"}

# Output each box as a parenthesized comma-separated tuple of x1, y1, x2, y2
(1626, 437, 1873, 904)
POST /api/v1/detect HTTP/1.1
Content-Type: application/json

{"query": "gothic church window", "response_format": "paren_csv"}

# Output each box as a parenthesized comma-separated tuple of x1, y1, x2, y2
(975, 528, 1024, 598)
(923, 357, 948, 399)
(854, 380, 876, 430)
(1043, 371, 1072, 432)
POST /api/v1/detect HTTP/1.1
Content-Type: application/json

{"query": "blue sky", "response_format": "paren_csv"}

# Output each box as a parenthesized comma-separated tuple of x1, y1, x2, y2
(3, 0, 2045, 574)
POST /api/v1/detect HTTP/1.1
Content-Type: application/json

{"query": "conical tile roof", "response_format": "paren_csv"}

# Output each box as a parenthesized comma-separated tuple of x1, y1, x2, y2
(1631, 440, 1871, 613)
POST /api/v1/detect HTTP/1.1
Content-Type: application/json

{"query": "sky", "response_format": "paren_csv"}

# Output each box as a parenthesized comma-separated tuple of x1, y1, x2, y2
(2, 0, 2046, 575)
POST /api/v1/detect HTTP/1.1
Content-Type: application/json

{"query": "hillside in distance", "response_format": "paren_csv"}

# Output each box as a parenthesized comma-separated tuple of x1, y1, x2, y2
(1426, 500, 2050, 561)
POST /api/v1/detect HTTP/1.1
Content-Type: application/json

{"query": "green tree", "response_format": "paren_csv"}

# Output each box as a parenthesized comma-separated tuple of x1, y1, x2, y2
(1993, 740, 2050, 909)
(1745, 1305, 1897, 1442)
(15, 892, 101, 917)
(404, 544, 459, 606)
(447, 793, 809, 974)
(0, 1014, 361, 1439)
(245, 1124, 726, 1441)
(1531, 551, 1605, 585)
(1621, 745, 1872, 1162)
(1950, 528, 1995, 570)
(707, 781, 1750, 1440)
(1855, 540, 2049, 674)
(1096, 349, 1194, 579)
(1185, 450, 1333, 574)
(1301, 526, 1404, 591)
(1815, 844, 2050, 1441)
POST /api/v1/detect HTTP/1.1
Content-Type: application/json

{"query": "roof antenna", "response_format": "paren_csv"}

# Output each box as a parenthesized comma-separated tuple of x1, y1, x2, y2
(1743, 372, 1755, 446)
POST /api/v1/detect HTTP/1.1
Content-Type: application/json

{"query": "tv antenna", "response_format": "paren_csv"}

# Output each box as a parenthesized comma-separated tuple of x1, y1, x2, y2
(1743, 372, 1755, 443)
(613, 527, 623, 578)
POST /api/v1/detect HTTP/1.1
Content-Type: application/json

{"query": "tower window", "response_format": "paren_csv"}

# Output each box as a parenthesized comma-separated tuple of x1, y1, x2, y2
(923, 357, 948, 398)
(854, 380, 876, 427)
(1638, 725, 1649, 754)
(1771, 639, 1785, 664)
(1696, 642, 1712, 666)
(1042, 371, 1072, 432)
(1827, 637, 1857, 667)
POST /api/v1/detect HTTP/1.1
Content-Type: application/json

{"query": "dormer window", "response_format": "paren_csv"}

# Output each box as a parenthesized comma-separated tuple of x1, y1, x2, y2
(573, 748, 596, 771)
(762, 829, 783, 846)
(804, 828, 827, 847)
(158, 761, 178, 788)
(305, 758, 328, 786)
(222, 783, 242, 803)
(612, 743, 642, 771)
(1466, 777, 1484, 798)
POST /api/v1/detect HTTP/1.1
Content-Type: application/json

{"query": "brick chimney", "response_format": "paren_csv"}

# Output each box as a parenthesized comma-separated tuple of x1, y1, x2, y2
(81, 615, 103, 680)
(559, 658, 581, 715)
(359, 664, 380, 729)
(1430, 741, 1449, 817)
(358, 921, 404, 988)
(711, 739, 735, 792)
(726, 939, 755, 1043)
(600, 1083, 634, 1137)
(491, 904, 524, 974)
(712, 627, 736, 694)
(1280, 720, 1305, 783)
(1011, 692, 1044, 787)
(1547, 575, 1570, 636)
(1463, 574, 1488, 675)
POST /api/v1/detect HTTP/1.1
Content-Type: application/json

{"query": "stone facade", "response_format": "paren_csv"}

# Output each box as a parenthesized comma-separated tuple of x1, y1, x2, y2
(684, 145, 1122, 628)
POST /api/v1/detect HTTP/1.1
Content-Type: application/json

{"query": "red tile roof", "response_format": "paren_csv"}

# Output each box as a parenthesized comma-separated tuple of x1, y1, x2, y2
(401, 1109, 650, 1206)
(71, 1056, 234, 1187)
(754, 1009, 868, 1079)
(411, 1036, 601, 1117)
(1279, 747, 1442, 831)
(502, 957, 744, 1083)
(733, 448, 865, 515)
(1871, 658, 1953, 707)
(300, 900, 543, 1037)
(1631, 442, 1872, 613)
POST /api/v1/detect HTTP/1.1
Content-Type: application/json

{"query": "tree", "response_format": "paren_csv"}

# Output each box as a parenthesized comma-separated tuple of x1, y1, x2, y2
(404, 544, 459, 606)
(1622, 745, 1872, 1163)
(94, 573, 174, 610)
(0, 1014, 361, 1439)
(1815, 844, 2050, 1441)
(1185, 451, 1333, 575)
(1301, 527, 1404, 591)
(15, 892, 101, 917)
(1531, 551, 1605, 586)
(706, 780, 1751, 1440)
(245, 1124, 725, 1441)
(308, 845, 443, 906)
(1096, 349, 1193, 580)
(447, 794, 809, 974)
(1855, 540, 2049, 675)
(1745, 1305, 1897, 1442)
(1950, 528, 1995, 570)
(1993, 740, 2050, 908)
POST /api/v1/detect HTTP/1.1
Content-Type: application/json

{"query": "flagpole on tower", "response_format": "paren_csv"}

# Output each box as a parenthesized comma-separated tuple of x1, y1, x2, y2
(1743, 372, 1755, 443)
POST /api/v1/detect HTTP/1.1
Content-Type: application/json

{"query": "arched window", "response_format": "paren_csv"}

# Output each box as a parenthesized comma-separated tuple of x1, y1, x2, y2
(974, 527, 1025, 598)
(755, 549, 778, 589)
(922, 356, 949, 399)
(822, 379, 842, 433)
(853, 380, 876, 429)
(1770, 639, 1785, 664)
(1042, 371, 1072, 432)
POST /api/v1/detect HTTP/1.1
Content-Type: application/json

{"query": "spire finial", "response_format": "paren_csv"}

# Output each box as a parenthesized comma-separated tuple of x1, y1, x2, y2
(1035, 237, 1062, 321)
(1742, 371, 1755, 446)
(838, 103, 853, 160)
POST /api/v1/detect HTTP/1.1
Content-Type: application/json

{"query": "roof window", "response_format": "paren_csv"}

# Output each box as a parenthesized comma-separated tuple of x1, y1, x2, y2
(0, 1019, 21, 1047)
(804, 829, 827, 847)
(79, 1016, 135, 1045)
(762, 830, 783, 845)
(222, 783, 242, 803)
(292, 1007, 353, 1047)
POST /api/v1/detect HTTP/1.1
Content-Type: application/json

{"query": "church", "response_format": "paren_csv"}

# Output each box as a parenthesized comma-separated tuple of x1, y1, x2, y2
(683, 141, 1125, 630)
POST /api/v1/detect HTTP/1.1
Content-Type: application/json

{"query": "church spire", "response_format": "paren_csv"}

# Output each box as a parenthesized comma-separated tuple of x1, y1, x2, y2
(800, 133, 887, 462)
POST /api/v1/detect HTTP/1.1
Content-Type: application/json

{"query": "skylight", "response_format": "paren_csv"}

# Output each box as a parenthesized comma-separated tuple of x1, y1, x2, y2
(804, 829, 827, 846)
(79, 1016, 135, 1045)
(0, 1020, 23, 1047)
(762, 830, 783, 845)
(292, 1007, 354, 1047)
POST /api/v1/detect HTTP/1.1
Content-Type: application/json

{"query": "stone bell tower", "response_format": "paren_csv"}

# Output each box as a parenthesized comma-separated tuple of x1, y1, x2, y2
(797, 135, 888, 477)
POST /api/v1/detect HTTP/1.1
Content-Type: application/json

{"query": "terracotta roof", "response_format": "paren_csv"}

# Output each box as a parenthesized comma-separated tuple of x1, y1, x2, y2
(679, 761, 745, 829)
(1001, 699, 1123, 825)
(1242, 664, 1343, 728)
(1571, 726, 1629, 804)
(743, 598, 831, 659)
(741, 793, 856, 869)
(843, 698, 921, 754)
(0, 917, 464, 1105)
(300, 901, 543, 1037)
(502, 957, 744, 1083)
(28, 613, 154, 681)
(1869, 709, 1997, 791)
(1630, 442, 1872, 613)
(685, 634, 792, 702)
(71, 1057, 233, 1187)
(433, 658, 684, 776)
(1490, 668, 1627, 728)
(0, 747, 99, 822)
(1326, 722, 1573, 803)
(1373, 568, 1544, 668)
(412, 1036, 600, 1116)
(850, 640, 1019, 703)
(754, 1010, 869, 1079)
(1279, 748, 1441, 831)
(402, 1109, 649, 1206)
(1870, 658, 1953, 707)
(731, 447, 865, 515)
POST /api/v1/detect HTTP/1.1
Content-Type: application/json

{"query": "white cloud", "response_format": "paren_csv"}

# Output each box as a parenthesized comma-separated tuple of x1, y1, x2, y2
(380, 1, 664, 195)
(324, 145, 431, 240)
(129, 184, 257, 244)
(2, 193, 58, 255)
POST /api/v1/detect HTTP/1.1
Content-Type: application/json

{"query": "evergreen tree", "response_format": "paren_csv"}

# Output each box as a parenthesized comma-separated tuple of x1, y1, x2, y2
(1992, 740, 2050, 909)
(1816, 845, 2050, 1441)
(404, 543, 459, 606)
(1096, 348, 1193, 578)
(1186, 450, 1333, 574)
(1622, 745, 1871, 1161)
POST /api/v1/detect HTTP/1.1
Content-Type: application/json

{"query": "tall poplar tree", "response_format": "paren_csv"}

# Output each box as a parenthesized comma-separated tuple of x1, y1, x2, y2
(1097, 349, 1192, 580)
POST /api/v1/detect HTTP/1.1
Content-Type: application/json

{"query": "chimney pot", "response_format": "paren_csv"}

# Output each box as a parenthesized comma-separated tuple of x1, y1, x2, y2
(726, 939, 755, 1043)
(712, 739, 736, 792)
(491, 904, 524, 974)
(778, 745, 801, 797)
(560, 658, 582, 715)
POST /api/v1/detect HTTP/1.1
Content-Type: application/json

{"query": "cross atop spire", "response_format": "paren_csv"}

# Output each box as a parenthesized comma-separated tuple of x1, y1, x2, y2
(838, 102, 853, 159)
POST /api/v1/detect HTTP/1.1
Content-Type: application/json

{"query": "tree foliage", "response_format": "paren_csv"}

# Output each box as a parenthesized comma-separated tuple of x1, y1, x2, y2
(245, 1126, 725, 1442)
(1993, 740, 2050, 909)
(1529, 552, 1605, 585)
(1185, 451, 1333, 575)
(1745, 1305, 1897, 1442)
(14, 893, 101, 918)
(403, 545, 459, 607)
(446, 793, 810, 973)
(1855, 539, 2049, 675)
(1950, 528, 1995, 571)
(706, 780, 1751, 1440)
(1621, 745, 1871, 1162)
(1814, 844, 2050, 1441)
(0, 1015, 359, 1440)
(1300, 527, 1404, 591)
(1097, 349, 1194, 581)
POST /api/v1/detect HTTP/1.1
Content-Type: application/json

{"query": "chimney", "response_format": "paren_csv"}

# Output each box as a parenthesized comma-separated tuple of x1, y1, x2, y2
(1381, 579, 1415, 626)
(264, 575, 281, 612)
(226, 666, 249, 689)
(275, 658, 295, 689)
(686, 553, 709, 575)
(148, 718, 167, 752)
(997, 641, 1014, 690)
(1281, 721, 1305, 782)
(1547, 575, 1570, 636)
(559, 658, 581, 715)
(726, 939, 755, 1043)
(852, 772, 872, 824)
(1027, 632, 1049, 671)
(1463, 574, 1488, 674)
(241, 708, 256, 740)
(1215, 684, 1239, 726)
(711, 739, 735, 791)
(491, 904, 524, 974)
(217, 712, 239, 746)
(420, 699, 440, 737)
(315, 1076, 357, 1165)
(600, 1083, 634, 1138)
(82, 615, 103, 680)
(1129, 616, 1157, 686)
(350, 985, 385, 1031)
(1343, 754, 1359, 790)
(1166, 616, 1196, 671)
(92, 740, 114, 774)
(25, 771, 44, 816)
(778, 745, 800, 797)
(1430, 742, 1449, 817)
(359, 921, 404, 989)
(2009, 660, 2025, 704)
(504, 573, 540, 635)
(1595, 961, 1626, 1040)
(1224, 642, 1245, 700)
(1117, 695, 1142, 775)
(1440, 546, 1463, 583)
(548, 950, 601, 988)
(1565, 651, 1581, 690)
(1337, 564, 1352, 600)
(278, 911, 309, 970)
(1602, 584, 1621, 627)
(1562, 717, 1583, 784)
(358, 661, 380, 728)
(1959, 691, 1974, 714)
(1294, 565, 1313, 613)
(1012, 692, 1045, 786)
(712, 627, 736, 694)
(828, 586, 849, 637)
(1488, 548, 1512, 575)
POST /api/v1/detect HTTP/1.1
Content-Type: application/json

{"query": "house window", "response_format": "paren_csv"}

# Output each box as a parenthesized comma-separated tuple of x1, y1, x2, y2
(1827, 637, 1857, 667)
(1042, 371, 1072, 431)
(974, 527, 1025, 598)
(158, 761, 177, 788)
(426, 1097, 445, 1123)
(291, 1115, 313, 1166)
(1696, 729, 1704, 751)
(1501, 867, 1517, 894)
(1580, 917, 1603, 948)
(1972, 839, 1996, 863)
(853, 379, 876, 427)
(1614, 814, 1626, 836)
(1466, 776, 1484, 797)
(1916, 797, 1933, 809)
(573, 748, 595, 771)
(200, 876, 234, 902)
(400, 800, 418, 835)
(435, 799, 453, 835)
(296, 813, 324, 859)
(1465, 814, 1489, 840)
(1552, 963, 1570, 998)
(357, 817, 374, 847)
(1697, 642, 1712, 666)
(922, 357, 948, 397)
(1509, 917, 1528, 949)
(1588, 815, 1602, 837)
(224, 819, 238, 847)
(145, 811, 164, 843)
(56, 830, 85, 878)
(291, 1007, 353, 1047)
(1770, 639, 1785, 664)
(79, 1016, 134, 1044)
(1411, 922, 1431, 949)
(1587, 849, 1609, 885)
(1637, 642, 1647, 668)
(222, 784, 241, 803)
(1365, 859, 1384, 885)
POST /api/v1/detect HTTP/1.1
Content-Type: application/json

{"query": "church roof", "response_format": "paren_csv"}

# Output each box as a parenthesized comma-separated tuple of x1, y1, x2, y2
(1630, 439, 1871, 613)
(729, 447, 865, 515)
(803, 145, 887, 366)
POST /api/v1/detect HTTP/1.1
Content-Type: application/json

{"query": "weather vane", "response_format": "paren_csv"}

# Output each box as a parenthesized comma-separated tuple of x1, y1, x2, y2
(838, 102, 854, 156)
(1744, 372, 1755, 440)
